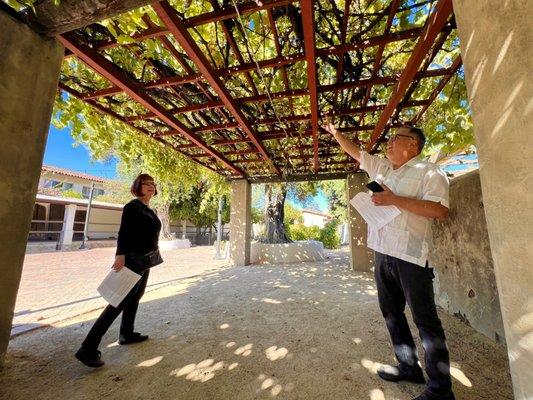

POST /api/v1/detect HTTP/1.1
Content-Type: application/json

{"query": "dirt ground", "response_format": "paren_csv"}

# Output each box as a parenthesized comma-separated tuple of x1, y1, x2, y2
(0, 249, 513, 400)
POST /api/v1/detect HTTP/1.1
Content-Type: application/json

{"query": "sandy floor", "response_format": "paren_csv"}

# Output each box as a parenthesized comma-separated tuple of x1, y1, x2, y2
(1, 249, 512, 400)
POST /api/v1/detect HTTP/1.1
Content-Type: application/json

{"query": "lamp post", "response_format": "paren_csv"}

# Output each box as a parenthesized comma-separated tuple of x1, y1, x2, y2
(79, 183, 95, 249)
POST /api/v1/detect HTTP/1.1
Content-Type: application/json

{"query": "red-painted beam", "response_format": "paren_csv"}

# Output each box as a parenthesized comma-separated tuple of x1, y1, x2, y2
(301, 0, 319, 172)
(57, 82, 222, 175)
(81, 73, 202, 100)
(184, 0, 296, 27)
(59, 33, 244, 176)
(411, 55, 462, 124)
(193, 122, 240, 133)
(360, 0, 400, 117)
(366, 0, 454, 151)
(76, 27, 446, 101)
(63, 25, 171, 58)
(62, 1, 298, 58)
(152, 0, 281, 176)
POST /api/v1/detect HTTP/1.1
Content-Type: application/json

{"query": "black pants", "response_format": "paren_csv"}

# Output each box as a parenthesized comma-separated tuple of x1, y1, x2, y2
(82, 269, 150, 351)
(374, 252, 452, 395)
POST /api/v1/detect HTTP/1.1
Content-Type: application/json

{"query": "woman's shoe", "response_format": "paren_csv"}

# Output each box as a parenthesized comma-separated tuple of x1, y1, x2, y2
(75, 348, 105, 368)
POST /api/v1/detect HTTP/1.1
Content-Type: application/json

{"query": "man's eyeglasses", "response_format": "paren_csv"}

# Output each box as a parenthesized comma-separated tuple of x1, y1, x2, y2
(388, 133, 417, 142)
(141, 181, 156, 187)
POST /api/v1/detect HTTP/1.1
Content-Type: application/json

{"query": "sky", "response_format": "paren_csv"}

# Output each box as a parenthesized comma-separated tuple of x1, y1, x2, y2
(43, 125, 118, 179)
(43, 125, 331, 212)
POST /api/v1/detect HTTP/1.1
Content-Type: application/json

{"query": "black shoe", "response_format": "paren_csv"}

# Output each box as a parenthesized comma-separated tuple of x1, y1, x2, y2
(119, 332, 149, 345)
(377, 364, 425, 384)
(413, 389, 455, 400)
(75, 348, 104, 368)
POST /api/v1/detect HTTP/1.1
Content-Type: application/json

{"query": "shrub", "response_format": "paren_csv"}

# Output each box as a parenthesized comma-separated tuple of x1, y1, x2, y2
(319, 219, 341, 249)
(287, 224, 320, 241)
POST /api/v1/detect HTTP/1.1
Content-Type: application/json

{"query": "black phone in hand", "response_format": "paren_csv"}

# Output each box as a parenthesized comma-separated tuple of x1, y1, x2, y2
(366, 181, 384, 192)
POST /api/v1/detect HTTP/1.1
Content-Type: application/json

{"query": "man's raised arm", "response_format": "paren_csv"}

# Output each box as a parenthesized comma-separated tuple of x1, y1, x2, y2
(323, 120, 362, 162)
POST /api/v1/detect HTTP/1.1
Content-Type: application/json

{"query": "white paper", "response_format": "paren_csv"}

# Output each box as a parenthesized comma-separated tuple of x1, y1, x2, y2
(97, 267, 141, 307)
(349, 192, 401, 230)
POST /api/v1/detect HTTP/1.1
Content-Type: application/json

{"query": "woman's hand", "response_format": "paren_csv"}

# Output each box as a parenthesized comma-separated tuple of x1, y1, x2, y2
(112, 255, 125, 272)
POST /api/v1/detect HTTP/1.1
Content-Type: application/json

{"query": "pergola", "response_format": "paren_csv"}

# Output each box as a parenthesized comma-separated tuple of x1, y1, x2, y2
(45, 0, 461, 182)
(1, 1, 531, 398)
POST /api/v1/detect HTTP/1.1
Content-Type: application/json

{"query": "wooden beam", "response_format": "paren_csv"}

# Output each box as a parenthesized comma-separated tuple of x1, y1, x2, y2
(184, 0, 297, 27)
(59, 32, 244, 176)
(366, 0, 454, 151)
(153, 0, 281, 175)
(57, 82, 221, 174)
(301, 0, 319, 172)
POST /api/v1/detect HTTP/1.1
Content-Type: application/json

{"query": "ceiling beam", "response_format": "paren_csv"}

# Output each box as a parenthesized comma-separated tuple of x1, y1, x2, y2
(59, 32, 244, 177)
(366, 0, 454, 151)
(57, 82, 222, 175)
(360, 0, 400, 120)
(152, 0, 281, 176)
(184, 0, 297, 28)
(246, 171, 357, 184)
(301, 0, 320, 172)
(76, 26, 447, 101)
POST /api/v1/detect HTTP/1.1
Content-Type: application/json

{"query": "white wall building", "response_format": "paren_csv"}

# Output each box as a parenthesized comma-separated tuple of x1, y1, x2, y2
(39, 165, 107, 198)
(301, 209, 332, 228)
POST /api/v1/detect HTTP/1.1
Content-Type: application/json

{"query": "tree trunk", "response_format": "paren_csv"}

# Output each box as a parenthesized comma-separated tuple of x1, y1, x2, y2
(260, 184, 292, 244)
(155, 203, 173, 241)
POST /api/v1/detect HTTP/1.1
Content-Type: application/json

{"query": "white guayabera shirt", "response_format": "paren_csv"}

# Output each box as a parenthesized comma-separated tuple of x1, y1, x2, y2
(359, 151, 450, 267)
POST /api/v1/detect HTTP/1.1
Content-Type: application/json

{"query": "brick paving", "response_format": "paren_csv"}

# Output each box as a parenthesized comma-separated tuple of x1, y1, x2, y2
(13, 246, 229, 336)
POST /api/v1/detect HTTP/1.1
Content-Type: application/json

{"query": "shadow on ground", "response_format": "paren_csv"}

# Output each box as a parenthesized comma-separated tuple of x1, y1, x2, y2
(1, 250, 513, 400)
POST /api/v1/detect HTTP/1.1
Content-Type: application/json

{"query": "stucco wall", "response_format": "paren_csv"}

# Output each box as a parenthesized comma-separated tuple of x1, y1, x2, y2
(430, 170, 505, 343)
(87, 208, 121, 238)
(0, 10, 64, 364)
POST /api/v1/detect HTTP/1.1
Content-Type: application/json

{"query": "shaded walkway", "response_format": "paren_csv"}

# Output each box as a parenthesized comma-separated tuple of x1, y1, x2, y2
(2, 249, 512, 399)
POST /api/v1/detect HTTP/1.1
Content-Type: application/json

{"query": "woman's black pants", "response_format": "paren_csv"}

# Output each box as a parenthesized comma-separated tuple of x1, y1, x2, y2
(81, 269, 150, 351)
(374, 252, 452, 395)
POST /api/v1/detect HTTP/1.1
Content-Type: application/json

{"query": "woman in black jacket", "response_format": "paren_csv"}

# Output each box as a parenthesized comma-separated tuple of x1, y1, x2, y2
(75, 174, 161, 368)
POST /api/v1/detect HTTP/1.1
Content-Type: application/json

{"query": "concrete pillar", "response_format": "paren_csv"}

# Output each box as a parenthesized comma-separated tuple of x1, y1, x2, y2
(346, 173, 373, 272)
(0, 11, 64, 365)
(453, 1, 533, 398)
(59, 204, 77, 248)
(229, 179, 251, 266)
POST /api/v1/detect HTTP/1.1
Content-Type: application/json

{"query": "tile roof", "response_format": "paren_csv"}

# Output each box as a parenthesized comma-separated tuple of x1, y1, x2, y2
(41, 165, 109, 183)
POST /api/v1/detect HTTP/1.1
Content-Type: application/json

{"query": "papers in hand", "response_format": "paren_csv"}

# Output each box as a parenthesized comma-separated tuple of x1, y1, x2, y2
(349, 192, 401, 230)
(97, 267, 141, 307)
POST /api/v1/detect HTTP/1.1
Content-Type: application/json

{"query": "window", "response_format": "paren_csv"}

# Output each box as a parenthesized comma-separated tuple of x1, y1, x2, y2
(44, 179, 61, 188)
(94, 189, 105, 197)
(82, 186, 91, 198)
(62, 182, 73, 190)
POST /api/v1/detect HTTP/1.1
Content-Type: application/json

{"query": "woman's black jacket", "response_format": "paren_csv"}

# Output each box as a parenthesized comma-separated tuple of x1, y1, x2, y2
(116, 199, 161, 256)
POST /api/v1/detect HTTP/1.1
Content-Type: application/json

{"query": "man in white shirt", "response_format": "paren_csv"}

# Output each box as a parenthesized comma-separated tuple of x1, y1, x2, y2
(325, 122, 454, 400)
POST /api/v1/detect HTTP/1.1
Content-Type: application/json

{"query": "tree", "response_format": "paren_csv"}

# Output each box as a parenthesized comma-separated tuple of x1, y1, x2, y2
(53, 93, 229, 240)
(170, 180, 230, 232)
(258, 181, 318, 244)
(320, 180, 348, 222)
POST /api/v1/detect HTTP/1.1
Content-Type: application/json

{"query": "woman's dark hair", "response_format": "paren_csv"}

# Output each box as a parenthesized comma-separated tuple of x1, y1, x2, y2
(131, 173, 158, 197)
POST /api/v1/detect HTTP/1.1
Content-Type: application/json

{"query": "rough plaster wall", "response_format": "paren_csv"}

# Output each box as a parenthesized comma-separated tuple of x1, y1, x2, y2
(430, 171, 505, 343)
(0, 10, 64, 364)
(452, 1, 533, 397)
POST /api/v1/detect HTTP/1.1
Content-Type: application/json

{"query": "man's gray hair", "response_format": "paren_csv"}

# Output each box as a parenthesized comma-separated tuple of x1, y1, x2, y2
(402, 125, 426, 153)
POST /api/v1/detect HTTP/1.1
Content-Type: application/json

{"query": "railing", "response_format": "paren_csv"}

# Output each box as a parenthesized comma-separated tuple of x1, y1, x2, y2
(28, 219, 120, 243)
